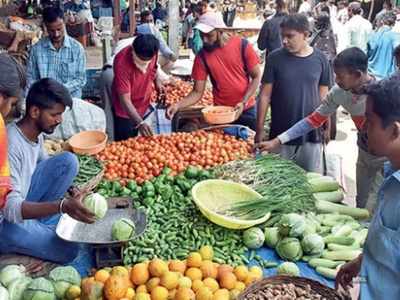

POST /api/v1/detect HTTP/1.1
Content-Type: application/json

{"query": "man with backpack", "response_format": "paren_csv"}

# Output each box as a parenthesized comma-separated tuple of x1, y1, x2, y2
(166, 12, 261, 130)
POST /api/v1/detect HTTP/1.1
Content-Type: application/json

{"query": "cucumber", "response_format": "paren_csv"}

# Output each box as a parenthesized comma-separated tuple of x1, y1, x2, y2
(316, 200, 370, 220)
(309, 258, 345, 269)
(327, 243, 361, 251)
(315, 266, 338, 279)
(332, 224, 353, 237)
(324, 235, 355, 246)
(322, 250, 362, 261)
(313, 190, 344, 203)
(309, 177, 340, 193)
(307, 172, 322, 180)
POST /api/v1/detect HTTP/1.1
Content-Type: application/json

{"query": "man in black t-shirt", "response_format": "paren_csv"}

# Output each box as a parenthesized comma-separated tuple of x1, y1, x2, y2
(255, 14, 331, 172)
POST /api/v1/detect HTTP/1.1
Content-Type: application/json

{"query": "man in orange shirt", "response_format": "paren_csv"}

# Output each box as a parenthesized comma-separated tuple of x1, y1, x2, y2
(166, 12, 262, 130)
(0, 54, 24, 210)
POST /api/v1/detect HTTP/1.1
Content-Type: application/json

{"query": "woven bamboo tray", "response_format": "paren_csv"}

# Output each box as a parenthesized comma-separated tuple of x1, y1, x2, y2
(76, 168, 104, 193)
(239, 276, 349, 300)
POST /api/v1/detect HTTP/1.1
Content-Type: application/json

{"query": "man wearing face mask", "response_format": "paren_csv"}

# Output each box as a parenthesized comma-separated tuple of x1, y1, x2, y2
(136, 10, 177, 71)
(112, 34, 162, 141)
(26, 6, 86, 98)
(166, 12, 262, 130)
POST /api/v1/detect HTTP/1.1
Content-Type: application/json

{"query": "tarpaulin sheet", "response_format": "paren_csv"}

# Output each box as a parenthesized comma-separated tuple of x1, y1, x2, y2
(249, 247, 335, 288)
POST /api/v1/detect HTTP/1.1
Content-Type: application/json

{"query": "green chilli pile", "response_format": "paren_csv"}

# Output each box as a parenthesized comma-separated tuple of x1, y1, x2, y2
(123, 167, 250, 266)
(73, 155, 103, 186)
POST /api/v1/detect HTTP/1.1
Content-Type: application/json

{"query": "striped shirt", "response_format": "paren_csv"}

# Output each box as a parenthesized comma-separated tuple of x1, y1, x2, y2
(26, 35, 86, 98)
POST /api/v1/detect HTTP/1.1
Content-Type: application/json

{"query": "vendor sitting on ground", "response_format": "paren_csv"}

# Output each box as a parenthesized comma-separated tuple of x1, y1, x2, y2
(166, 12, 262, 130)
(0, 78, 95, 264)
(26, 6, 86, 98)
(112, 34, 164, 141)
(136, 10, 177, 71)
(336, 77, 400, 299)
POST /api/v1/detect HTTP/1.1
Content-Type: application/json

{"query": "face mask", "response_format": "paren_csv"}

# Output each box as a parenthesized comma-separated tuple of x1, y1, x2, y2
(132, 49, 151, 73)
(202, 41, 219, 52)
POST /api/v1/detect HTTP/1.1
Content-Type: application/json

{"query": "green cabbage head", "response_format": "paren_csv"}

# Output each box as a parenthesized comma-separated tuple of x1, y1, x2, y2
(112, 218, 136, 241)
(83, 193, 108, 219)
(277, 262, 300, 276)
(0, 265, 26, 288)
(49, 266, 81, 299)
(8, 277, 32, 300)
(243, 227, 265, 249)
(278, 213, 306, 238)
(301, 233, 325, 256)
(23, 277, 55, 300)
(276, 237, 303, 261)
(264, 227, 280, 248)
(0, 285, 9, 300)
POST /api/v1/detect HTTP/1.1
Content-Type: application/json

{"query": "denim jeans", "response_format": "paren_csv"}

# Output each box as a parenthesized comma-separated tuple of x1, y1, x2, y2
(0, 152, 80, 263)
(234, 106, 256, 131)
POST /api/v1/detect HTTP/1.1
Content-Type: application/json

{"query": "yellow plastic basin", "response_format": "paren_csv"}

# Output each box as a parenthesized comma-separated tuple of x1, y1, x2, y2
(191, 179, 271, 229)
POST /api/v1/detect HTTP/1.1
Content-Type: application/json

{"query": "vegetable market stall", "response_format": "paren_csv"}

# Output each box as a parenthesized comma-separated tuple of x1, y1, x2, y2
(0, 129, 368, 299)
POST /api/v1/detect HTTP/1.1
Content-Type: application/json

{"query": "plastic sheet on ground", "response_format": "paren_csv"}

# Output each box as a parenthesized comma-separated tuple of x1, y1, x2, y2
(249, 246, 335, 288)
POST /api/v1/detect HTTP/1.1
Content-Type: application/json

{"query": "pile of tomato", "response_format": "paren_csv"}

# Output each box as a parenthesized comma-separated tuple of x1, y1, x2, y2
(151, 79, 213, 106)
(96, 130, 252, 185)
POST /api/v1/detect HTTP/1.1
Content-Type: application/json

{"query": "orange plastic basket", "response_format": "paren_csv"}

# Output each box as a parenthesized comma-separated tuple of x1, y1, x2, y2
(68, 130, 108, 155)
(201, 106, 240, 125)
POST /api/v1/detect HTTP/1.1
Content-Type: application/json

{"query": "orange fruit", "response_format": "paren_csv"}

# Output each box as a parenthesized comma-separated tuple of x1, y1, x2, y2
(212, 289, 230, 300)
(149, 259, 169, 277)
(192, 279, 204, 292)
(200, 261, 218, 279)
(185, 267, 203, 281)
(131, 263, 150, 285)
(217, 265, 234, 280)
(169, 260, 187, 275)
(219, 273, 237, 290)
(151, 286, 168, 300)
(146, 278, 161, 292)
(187, 252, 202, 268)
(94, 269, 110, 283)
(160, 272, 179, 290)
(175, 287, 195, 300)
(233, 266, 249, 282)
(203, 278, 219, 292)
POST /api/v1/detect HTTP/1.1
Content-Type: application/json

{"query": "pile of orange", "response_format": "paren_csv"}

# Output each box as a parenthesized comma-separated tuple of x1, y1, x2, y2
(79, 246, 264, 300)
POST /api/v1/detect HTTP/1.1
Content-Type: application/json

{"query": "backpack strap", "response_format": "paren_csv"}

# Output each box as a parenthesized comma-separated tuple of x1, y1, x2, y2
(240, 38, 249, 77)
(199, 50, 219, 91)
(199, 38, 250, 91)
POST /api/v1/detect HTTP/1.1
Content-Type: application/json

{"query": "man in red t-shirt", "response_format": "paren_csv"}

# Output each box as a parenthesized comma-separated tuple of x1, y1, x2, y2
(112, 34, 162, 141)
(166, 12, 262, 130)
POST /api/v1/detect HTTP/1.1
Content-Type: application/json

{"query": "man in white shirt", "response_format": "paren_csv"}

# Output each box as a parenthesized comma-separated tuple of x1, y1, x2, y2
(343, 1, 372, 53)
(298, 0, 311, 15)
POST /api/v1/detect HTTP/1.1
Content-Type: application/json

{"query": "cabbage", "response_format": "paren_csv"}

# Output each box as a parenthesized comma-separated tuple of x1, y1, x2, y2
(83, 193, 108, 219)
(111, 218, 136, 241)
(301, 234, 325, 256)
(49, 267, 81, 299)
(243, 227, 265, 249)
(278, 214, 306, 238)
(0, 265, 26, 288)
(276, 237, 303, 261)
(264, 227, 280, 248)
(8, 277, 32, 300)
(23, 277, 55, 300)
(277, 262, 300, 276)
(0, 286, 9, 300)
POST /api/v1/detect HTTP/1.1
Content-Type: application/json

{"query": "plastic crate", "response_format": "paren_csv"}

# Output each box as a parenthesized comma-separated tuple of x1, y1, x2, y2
(82, 68, 102, 99)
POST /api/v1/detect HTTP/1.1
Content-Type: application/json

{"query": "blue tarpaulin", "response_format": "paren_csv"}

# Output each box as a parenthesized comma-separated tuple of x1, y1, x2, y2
(251, 247, 335, 288)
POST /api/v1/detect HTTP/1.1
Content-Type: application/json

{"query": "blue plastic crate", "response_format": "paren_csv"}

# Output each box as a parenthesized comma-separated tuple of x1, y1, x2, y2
(82, 68, 102, 99)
